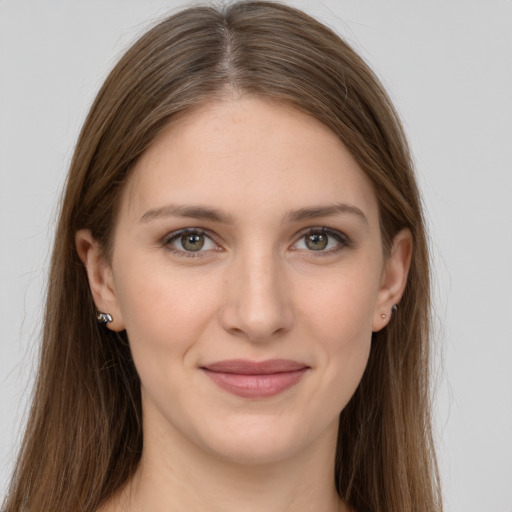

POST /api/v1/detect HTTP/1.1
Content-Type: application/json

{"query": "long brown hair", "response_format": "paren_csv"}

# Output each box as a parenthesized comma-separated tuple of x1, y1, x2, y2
(3, 2, 442, 511)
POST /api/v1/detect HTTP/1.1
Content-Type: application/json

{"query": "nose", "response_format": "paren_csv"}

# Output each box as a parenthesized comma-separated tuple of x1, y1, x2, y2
(219, 251, 294, 342)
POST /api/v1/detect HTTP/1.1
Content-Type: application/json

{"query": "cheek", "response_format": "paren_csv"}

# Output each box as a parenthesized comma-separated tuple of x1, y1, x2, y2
(297, 262, 379, 397)
(112, 257, 220, 366)
(300, 259, 380, 339)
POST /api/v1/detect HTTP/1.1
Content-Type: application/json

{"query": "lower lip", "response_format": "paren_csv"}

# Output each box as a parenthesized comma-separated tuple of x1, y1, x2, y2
(202, 368, 308, 398)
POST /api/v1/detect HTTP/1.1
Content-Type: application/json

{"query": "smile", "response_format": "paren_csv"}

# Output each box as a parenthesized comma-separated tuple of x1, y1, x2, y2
(201, 359, 310, 398)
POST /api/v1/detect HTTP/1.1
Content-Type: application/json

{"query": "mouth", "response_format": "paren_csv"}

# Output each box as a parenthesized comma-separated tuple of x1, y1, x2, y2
(200, 359, 310, 398)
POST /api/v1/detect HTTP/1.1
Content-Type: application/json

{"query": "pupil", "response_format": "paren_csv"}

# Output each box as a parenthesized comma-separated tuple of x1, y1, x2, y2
(182, 234, 204, 251)
(306, 233, 327, 250)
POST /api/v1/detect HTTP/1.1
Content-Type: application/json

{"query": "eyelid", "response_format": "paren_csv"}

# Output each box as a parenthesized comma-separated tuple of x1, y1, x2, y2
(161, 226, 351, 258)
(162, 228, 221, 257)
(290, 226, 351, 253)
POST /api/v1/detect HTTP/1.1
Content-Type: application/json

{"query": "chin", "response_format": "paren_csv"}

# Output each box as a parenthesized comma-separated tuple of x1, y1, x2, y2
(194, 412, 337, 467)
(205, 434, 305, 466)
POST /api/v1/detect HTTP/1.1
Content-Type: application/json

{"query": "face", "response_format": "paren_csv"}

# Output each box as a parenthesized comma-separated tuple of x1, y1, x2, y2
(80, 97, 408, 465)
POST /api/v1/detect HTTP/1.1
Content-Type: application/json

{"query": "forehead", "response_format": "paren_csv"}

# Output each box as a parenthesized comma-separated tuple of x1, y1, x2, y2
(120, 97, 379, 226)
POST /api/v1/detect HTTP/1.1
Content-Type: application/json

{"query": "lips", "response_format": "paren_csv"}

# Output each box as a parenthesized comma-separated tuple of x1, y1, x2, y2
(201, 359, 309, 398)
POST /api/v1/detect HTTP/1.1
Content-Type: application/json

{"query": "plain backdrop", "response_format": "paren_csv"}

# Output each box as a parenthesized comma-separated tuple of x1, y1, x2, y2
(1, 1, 511, 511)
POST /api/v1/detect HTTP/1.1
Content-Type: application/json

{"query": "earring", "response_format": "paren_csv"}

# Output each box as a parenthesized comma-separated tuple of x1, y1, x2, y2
(96, 312, 113, 324)
(381, 304, 399, 322)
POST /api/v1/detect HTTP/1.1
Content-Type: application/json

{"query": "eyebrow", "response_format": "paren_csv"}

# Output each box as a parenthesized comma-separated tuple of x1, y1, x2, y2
(140, 204, 234, 224)
(284, 203, 368, 224)
(140, 202, 368, 225)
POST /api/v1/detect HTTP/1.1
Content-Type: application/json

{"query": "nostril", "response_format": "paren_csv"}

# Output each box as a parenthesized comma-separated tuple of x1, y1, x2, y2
(219, 300, 294, 342)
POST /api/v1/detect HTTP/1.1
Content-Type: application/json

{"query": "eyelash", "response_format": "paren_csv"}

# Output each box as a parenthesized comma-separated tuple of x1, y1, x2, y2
(162, 227, 351, 258)
(292, 227, 351, 255)
(163, 228, 218, 258)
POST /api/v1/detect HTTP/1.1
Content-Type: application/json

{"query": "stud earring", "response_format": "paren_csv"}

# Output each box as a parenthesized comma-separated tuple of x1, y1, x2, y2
(381, 313, 387, 319)
(96, 312, 113, 324)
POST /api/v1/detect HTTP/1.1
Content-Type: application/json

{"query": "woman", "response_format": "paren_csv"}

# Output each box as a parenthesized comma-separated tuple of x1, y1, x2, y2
(3, 2, 442, 511)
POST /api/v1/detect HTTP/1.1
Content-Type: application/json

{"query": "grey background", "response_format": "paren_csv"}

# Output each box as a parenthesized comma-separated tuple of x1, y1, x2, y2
(1, 1, 511, 510)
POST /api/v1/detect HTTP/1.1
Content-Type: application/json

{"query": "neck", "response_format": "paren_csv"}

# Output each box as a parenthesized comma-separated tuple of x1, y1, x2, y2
(109, 416, 346, 512)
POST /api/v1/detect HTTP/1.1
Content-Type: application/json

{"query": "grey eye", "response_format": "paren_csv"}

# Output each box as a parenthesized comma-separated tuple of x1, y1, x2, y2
(169, 231, 216, 253)
(305, 233, 328, 251)
(180, 233, 205, 251)
(294, 229, 345, 252)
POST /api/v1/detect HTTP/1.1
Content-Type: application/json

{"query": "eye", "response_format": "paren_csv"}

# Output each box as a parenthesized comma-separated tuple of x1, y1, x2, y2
(165, 229, 218, 256)
(292, 228, 348, 253)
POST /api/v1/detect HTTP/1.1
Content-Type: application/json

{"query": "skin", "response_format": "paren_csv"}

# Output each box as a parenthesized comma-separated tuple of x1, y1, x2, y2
(77, 97, 412, 512)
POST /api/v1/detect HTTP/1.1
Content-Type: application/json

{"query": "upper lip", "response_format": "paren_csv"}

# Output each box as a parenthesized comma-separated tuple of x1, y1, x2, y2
(201, 359, 309, 375)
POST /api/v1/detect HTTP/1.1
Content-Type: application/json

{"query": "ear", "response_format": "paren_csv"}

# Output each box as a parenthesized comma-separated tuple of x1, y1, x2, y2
(75, 229, 125, 331)
(372, 228, 413, 332)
